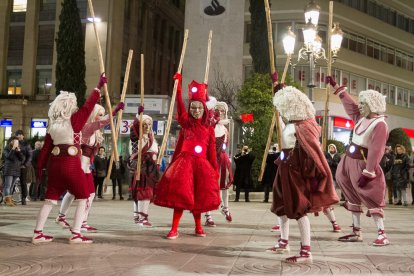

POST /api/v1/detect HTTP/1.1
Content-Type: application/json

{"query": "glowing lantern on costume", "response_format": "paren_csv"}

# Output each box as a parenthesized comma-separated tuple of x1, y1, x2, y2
(240, 113, 254, 123)
(280, 151, 285, 160)
(194, 145, 202, 154)
(191, 87, 198, 93)
(222, 144, 227, 150)
(349, 145, 356, 153)
(345, 121, 351, 128)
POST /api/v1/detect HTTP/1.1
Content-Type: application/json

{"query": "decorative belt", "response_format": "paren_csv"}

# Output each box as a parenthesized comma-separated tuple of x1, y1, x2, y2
(81, 144, 95, 158)
(346, 143, 368, 161)
(51, 144, 81, 157)
(181, 141, 207, 158)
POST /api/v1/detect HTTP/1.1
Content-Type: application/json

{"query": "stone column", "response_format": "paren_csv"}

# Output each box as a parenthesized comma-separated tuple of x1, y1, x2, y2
(21, 0, 40, 97)
(0, 0, 12, 95)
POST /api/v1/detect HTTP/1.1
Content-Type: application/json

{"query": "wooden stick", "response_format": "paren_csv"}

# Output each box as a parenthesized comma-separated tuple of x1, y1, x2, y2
(322, 1, 334, 151)
(87, 0, 119, 163)
(157, 29, 189, 165)
(105, 50, 133, 184)
(204, 30, 213, 84)
(136, 54, 145, 181)
(258, 0, 284, 182)
(258, 56, 291, 182)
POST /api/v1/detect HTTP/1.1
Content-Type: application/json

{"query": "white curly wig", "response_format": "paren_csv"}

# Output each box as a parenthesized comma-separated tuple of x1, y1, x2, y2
(359, 89, 386, 114)
(48, 91, 78, 123)
(273, 86, 315, 121)
(206, 96, 217, 110)
(87, 104, 105, 124)
(135, 113, 153, 126)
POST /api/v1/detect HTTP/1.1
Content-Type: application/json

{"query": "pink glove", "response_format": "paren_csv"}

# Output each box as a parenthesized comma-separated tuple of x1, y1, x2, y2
(97, 73, 107, 89)
(138, 105, 144, 115)
(270, 71, 278, 83)
(325, 76, 337, 87)
(112, 102, 125, 116)
(358, 175, 374, 188)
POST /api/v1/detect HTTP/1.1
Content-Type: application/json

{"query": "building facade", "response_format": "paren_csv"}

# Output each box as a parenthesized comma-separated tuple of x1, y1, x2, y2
(243, 0, 414, 145)
(0, 0, 185, 150)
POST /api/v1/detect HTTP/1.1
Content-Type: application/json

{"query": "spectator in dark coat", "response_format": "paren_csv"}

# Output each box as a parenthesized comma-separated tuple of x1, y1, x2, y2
(380, 145, 394, 204)
(1, 136, 24, 206)
(262, 144, 280, 203)
(93, 146, 107, 199)
(233, 145, 255, 202)
(108, 156, 125, 200)
(15, 130, 32, 205)
(391, 144, 410, 206)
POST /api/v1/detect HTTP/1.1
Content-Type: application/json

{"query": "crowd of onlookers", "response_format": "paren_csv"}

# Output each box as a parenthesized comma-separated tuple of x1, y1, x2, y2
(2, 131, 414, 207)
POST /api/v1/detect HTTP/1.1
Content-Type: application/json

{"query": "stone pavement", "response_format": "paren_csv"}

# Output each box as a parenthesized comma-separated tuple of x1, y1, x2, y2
(1, 197, 414, 276)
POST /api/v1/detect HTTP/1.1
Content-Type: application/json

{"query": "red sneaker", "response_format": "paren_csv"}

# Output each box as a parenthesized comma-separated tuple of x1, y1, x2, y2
(69, 232, 93, 244)
(338, 226, 362, 242)
(285, 245, 312, 264)
(195, 228, 206, 237)
(55, 215, 70, 228)
(270, 225, 280, 232)
(221, 208, 232, 222)
(266, 238, 289, 253)
(166, 230, 179, 240)
(81, 224, 98, 233)
(32, 230, 53, 244)
(373, 230, 390, 246)
(332, 223, 341, 232)
(204, 216, 216, 227)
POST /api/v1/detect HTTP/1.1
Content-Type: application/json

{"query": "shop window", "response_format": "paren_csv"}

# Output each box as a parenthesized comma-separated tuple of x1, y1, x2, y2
(7, 70, 22, 95)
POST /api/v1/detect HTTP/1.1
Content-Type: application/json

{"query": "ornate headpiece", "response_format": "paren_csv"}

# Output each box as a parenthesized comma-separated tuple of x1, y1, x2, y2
(188, 80, 209, 103)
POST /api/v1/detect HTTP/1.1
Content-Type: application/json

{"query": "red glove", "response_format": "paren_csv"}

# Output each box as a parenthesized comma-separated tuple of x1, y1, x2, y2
(325, 76, 337, 87)
(173, 72, 182, 94)
(270, 71, 279, 83)
(97, 73, 107, 89)
(358, 174, 374, 188)
(112, 102, 125, 116)
(138, 105, 144, 115)
(310, 178, 319, 192)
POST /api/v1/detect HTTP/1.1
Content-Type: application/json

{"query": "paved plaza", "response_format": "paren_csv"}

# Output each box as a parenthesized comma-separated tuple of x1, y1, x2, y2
(1, 194, 414, 275)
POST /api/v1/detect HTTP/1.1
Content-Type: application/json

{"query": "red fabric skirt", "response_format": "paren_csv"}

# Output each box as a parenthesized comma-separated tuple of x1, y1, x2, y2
(45, 156, 89, 200)
(154, 152, 220, 213)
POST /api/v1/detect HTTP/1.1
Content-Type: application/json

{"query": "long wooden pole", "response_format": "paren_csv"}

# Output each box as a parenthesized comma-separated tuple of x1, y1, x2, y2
(204, 30, 213, 84)
(87, 0, 118, 163)
(157, 30, 189, 165)
(105, 50, 133, 186)
(136, 54, 145, 181)
(258, 0, 283, 182)
(322, 1, 334, 151)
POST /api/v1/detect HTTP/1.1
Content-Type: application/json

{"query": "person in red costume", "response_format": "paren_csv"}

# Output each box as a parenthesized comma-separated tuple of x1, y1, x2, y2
(154, 73, 221, 239)
(204, 101, 234, 227)
(55, 101, 124, 232)
(32, 74, 107, 244)
(326, 76, 390, 246)
(268, 86, 338, 264)
(130, 107, 159, 227)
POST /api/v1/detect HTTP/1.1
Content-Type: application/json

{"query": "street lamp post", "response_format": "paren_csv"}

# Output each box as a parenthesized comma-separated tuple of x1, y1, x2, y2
(282, 1, 343, 101)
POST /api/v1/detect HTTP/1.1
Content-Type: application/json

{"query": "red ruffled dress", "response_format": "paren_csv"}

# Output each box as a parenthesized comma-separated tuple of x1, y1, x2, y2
(154, 81, 220, 213)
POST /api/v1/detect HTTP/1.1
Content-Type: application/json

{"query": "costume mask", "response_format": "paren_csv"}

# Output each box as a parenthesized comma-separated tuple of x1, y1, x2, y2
(190, 101, 204, 119)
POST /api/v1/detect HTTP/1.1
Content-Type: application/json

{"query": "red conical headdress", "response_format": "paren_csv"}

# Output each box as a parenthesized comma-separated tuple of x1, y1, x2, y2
(188, 80, 209, 103)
